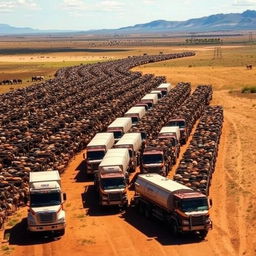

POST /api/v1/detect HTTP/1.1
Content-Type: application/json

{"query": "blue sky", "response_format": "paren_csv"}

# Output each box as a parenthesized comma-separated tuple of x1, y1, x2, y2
(0, 0, 256, 30)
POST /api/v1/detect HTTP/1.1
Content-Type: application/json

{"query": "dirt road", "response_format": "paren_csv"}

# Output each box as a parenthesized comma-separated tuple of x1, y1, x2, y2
(1, 89, 255, 256)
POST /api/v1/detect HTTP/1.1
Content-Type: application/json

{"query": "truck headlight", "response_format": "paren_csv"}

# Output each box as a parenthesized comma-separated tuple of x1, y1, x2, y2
(58, 217, 65, 223)
(182, 219, 189, 225)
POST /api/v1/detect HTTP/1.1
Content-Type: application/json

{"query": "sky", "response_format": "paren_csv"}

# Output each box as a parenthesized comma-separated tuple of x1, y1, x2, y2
(0, 0, 256, 30)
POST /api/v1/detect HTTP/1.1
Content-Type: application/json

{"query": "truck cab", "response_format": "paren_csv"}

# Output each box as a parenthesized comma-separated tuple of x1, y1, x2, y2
(167, 118, 187, 144)
(114, 133, 142, 172)
(141, 147, 171, 177)
(96, 148, 130, 208)
(141, 94, 158, 110)
(107, 117, 132, 142)
(150, 90, 163, 99)
(84, 133, 115, 175)
(27, 171, 66, 236)
(155, 83, 173, 96)
(124, 107, 146, 125)
(158, 126, 181, 163)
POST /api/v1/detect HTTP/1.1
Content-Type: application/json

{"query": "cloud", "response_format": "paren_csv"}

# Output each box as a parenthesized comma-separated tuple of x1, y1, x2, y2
(233, 0, 256, 6)
(0, 0, 39, 13)
(61, 0, 88, 10)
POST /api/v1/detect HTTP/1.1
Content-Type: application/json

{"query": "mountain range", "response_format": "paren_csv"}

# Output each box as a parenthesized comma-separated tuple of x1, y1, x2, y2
(0, 10, 256, 36)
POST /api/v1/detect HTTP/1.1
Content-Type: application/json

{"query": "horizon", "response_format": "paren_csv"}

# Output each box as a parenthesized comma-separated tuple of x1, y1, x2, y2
(0, 0, 256, 31)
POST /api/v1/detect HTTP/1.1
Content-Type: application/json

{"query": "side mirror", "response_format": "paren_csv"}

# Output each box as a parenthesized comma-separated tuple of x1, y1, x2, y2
(209, 198, 213, 208)
(63, 193, 67, 201)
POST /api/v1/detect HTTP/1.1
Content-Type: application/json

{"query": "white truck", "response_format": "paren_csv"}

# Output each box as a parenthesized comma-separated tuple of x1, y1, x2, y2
(27, 171, 66, 236)
(158, 126, 181, 164)
(124, 106, 146, 125)
(84, 133, 115, 174)
(107, 117, 132, 142)
(114, 133, 142, 172)
(95, 148, 130, 208)
(156, 83, 173, 96)
(132, 174, 212, 239)
(141, 94, 158, 109)
(150, 90, 163, 99)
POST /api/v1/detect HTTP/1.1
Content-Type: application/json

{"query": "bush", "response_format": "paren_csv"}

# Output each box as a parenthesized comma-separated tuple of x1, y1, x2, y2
(241, 86, 256, 93)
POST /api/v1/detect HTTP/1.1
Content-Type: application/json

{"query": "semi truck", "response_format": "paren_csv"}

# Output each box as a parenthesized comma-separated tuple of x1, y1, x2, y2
(140, 94, 158, 109)
(124, 107, 146, 125)
(158, 126, 180, 164)
(84, 133, 115, 175)
(156, 83, 173, 95)
(114, 133, 142, 172)
(107, 117, 132, 142)
(140, 139, 172, 177)
(27, 171, 66, 236)
(132, 173, 212, 239)
(95, 148, 130, 208)
(150, 90, 163, 99)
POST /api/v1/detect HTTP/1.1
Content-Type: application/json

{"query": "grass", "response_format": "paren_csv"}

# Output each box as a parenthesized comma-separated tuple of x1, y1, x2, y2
(79, 237, 96, 246)
(1, 245, 14, 255)
(7, 218, 19, 227)
(241, 86, 256, 93)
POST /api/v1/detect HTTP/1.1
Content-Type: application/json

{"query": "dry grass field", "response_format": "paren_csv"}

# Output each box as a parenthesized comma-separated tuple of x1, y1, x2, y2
(0, 36, 255, 256)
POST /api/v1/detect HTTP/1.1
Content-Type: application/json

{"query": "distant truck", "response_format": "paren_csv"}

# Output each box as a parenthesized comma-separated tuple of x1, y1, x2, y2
(124, 107, 146, 125)
(140, 94, 158, 109)
(156, 83, 173, 95)
(132, 174, 212, 239)
(140, 139, 172, 177)
(84, 133, 115, 175)
(95, 148, 130, 208)
(27, 171, 66, 236)
(107, 117, 132, 142)
(167, 118, 187, 144)
(158, 126, 180, 164)
(150, 90, 163, 99)
(114, 133, 142, 172)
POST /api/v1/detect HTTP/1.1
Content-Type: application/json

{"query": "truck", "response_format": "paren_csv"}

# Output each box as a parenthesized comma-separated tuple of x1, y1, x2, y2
(84, 133, 115, 175)
(150, 90, 163, 99)
(124, 107, 146, 125)
(114, 133, 142, 172)
(95, 148, 130, 208)
(27, 171, 66, 236)
(167, 118, 188, 144)
(140, 139, 172, 177)
(132, 173, 212, 239)
(155, 83, 173, 96)
(140, 94, 158, 109)
(158, 126, 180, 164)
(107, 117, 132, 142)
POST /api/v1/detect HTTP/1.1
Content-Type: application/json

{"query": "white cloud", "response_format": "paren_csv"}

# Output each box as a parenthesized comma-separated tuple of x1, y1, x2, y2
(61, 0, 88, 10)
(0, 0, 39, 13)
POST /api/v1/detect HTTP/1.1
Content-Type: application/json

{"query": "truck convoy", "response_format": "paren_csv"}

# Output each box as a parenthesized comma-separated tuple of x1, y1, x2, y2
(27, 171, 66, 236)
(114, 133, 142, 172)
(95, 148, 130, 208)
(107, 117, 132, 142)
(124, 107, 146, 125)
(158, 126, 180, 164)
(140, 139, 172, 177)
(132, 174, 212, 239)
(84, 133, 115, 175)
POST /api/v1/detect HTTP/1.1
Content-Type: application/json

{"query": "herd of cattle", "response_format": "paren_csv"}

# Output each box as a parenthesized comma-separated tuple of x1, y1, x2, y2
(0, 79, 22, 85)
(0, 52, 197, 227)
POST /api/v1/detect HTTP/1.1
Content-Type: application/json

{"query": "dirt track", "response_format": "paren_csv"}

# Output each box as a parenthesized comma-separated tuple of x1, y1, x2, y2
(2, 91, 256, 255)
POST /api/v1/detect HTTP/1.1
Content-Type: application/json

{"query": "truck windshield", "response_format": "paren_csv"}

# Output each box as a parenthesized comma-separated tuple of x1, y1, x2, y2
(113, 131, 123, 139)
(180, 198, 208, 212)
(87, 150, 105, 160)
(101, 177, 125, 190)
(142, 154, 163, 164)
(30, 192, 61, 207)
(168, 121, 185, 128)
(131, 117, 139, 124)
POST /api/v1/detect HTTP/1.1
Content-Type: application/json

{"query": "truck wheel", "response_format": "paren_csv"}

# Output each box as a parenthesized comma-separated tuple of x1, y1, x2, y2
(198, 230, 208, 240)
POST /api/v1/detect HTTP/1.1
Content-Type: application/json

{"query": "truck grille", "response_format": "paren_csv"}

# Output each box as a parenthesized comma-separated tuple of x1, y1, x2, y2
(108, 193, 122, 201)
(191, 215, 205, 226)
(38, 212, 56, 223)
